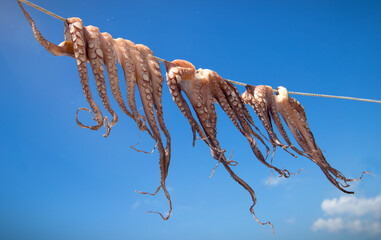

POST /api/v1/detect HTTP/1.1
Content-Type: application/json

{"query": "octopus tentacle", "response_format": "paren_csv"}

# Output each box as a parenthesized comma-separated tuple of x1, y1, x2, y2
(243, 85, 299, 159)
(128, 44, 172, 220)
(100, 33, 132, 121)
(117, 40, 151, 134)
(275, 86, 367, 193)
(221, 158, 274, 232)
(228, 82, 270, 143)
(275, 87, 318, 153)
(137, 45, 171, 174)
(165, 60, 272, 228)
(209, 76, 288, 176)
(84, 26, 118, 137)
(221, 81, 273, 158)
(244, 85, 285, 147)
(18, 2, 74, 57)
(67, 18, 104, 131)
(165, 61, 204, 145)
(166, 62, 223, 154)
(210, 78, 262, 148)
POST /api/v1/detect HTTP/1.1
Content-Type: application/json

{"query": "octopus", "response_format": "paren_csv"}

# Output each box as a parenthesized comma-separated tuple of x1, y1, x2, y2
(241, 85, 369, 193)
(18, 2, 172, 219)
(164, 60, 278, 227)
(18, 0, 369, 228)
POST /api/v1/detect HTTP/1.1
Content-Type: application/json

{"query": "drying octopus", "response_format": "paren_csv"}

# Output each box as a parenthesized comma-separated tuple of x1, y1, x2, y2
(19, 2, 172, 220)
(19, 1, 368, 227)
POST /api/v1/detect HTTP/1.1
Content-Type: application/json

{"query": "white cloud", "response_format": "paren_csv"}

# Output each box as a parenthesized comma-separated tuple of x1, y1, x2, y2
(311, 217, 343, 232)
(321, 195, 381, 218)
(311, 194, 381, 236)
(312, 218, 381, 235)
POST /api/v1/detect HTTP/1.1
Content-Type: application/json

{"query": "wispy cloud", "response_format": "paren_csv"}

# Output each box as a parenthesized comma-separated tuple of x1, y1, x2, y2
(263, 175, 287, 186)
(285, 217, 296, 224)
(131, 200, 141, 210)
(311, 194, 381, 236)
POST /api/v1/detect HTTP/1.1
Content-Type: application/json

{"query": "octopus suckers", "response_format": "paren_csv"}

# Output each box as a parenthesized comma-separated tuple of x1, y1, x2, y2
(76, 39, 84, 47)
(143, 74, 150, 81)
(176, 75, 182, 83)
(95, 49, 103, 58)
(73, 21, 83, 29)
(69, 25, 75, 34)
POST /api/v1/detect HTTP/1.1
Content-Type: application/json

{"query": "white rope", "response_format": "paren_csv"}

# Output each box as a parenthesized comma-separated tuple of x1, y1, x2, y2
(286, 91, 381, 104)
(18, 0, 66, 21)
(18, 0, 381, 105)
(223, 78, 381, 104)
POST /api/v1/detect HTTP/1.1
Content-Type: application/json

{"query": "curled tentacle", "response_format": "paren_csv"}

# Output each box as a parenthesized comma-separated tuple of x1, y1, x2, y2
(84, 26, 118, 137)
(67, 17, 104, 131)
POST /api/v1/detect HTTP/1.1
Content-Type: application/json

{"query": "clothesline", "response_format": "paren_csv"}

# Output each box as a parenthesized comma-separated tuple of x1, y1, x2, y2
(17, 0, 381, 104)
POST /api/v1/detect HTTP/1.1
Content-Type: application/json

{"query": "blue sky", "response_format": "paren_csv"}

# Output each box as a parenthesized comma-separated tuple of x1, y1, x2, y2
(1, 0, 381, 239)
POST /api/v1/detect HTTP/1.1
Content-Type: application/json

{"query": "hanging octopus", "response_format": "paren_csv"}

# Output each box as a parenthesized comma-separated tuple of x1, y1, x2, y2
(241, 85, 368, 193)
(18, 0, 369, 227)
(164, 59, 277, 227)
(18, 2, 172, 219)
